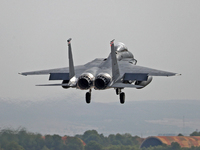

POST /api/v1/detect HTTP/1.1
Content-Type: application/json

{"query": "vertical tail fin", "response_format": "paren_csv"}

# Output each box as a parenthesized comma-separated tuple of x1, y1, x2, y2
(110, 39, 120, 81)
(67, 38, 75, 79)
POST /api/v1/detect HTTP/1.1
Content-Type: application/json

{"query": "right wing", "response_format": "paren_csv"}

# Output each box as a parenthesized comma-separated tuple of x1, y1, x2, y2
(109, 40, 179, 89)
(118, 61, 179, 77)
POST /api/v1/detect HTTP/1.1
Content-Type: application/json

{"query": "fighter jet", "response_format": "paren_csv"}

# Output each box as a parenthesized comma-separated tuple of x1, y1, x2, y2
(19, 39, 179, 104)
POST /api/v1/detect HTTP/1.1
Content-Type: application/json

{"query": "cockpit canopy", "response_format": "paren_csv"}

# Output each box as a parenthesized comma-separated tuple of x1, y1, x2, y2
(113, 42, 136, 63)
(114, 42, 128, 52)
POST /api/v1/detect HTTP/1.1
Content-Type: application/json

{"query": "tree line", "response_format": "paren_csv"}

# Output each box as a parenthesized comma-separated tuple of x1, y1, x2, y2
(0, 127, 200, 150)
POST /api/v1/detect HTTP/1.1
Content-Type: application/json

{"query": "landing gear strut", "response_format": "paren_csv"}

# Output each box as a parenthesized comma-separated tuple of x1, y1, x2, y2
(116, 88, 121, 95)
(86, 89, 91, 104)
(116, 88, 125, 104)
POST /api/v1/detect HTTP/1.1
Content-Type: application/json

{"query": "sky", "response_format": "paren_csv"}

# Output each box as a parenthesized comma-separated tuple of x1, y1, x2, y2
(1, 0, 200, 103)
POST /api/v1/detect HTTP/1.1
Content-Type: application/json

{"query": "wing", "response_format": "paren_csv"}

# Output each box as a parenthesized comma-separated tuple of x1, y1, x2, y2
(108, 40, 179, 89)
(118, 60, 179, 77)
(19, 65, 82, 76)
(19, 58, 105, 79)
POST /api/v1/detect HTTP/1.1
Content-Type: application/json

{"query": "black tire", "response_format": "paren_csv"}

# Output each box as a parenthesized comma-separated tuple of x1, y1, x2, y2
(86, 92, 91, 104)
(120, 92, 125, 104)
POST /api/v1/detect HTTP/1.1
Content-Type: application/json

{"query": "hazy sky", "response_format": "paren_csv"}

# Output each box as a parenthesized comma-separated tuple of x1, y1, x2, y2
(1, 0, 200, 102)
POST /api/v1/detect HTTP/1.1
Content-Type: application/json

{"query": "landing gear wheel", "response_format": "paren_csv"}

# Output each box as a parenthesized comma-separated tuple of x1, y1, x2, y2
(86, 92, 91, 104)
(120, 92, 125, 104)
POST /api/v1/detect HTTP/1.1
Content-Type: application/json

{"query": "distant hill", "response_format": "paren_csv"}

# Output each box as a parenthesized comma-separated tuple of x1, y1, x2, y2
(0, 98, 199, 137)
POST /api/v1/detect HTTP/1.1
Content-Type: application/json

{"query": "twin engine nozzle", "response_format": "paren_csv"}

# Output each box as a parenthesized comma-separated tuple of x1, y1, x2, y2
(77, 73, 111, 90)
(94, 73, 111, 90)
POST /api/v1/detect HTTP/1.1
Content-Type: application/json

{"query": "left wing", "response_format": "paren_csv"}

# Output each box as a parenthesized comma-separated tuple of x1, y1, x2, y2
(19, 67, 69, 76)
(19, 65, 83, 76)
(19, 38, 105, 86)
(19, 58, 105, 77)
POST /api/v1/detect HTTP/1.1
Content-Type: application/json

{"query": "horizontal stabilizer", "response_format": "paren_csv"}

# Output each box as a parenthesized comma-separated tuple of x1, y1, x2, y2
(49, 73, 69, 80)
(123, 73, 148, 81)
(36, 83, 76, 88)
(110, 83, 143, 88)
(36, 83, 69, 86)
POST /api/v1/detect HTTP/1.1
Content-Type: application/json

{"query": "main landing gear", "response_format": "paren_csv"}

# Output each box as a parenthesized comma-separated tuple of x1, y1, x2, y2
(85, 89, 91, 104)
(85, 89, 125, 104)
(116, 88, 125, 104)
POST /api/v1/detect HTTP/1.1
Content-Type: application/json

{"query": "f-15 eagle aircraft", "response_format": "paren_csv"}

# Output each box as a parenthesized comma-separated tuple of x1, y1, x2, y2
(19, 39, 179, 104)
